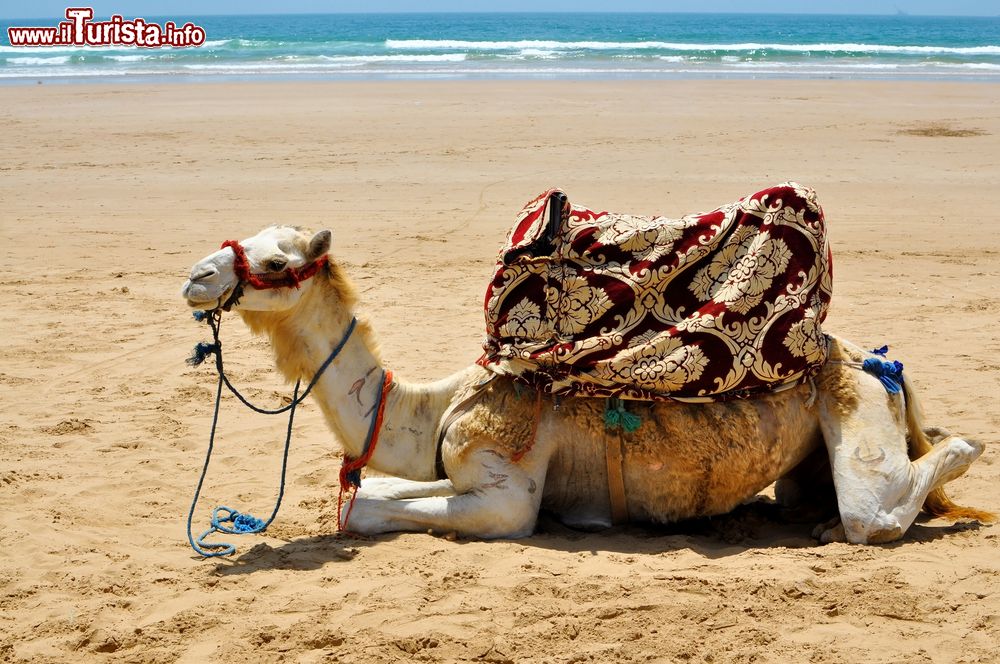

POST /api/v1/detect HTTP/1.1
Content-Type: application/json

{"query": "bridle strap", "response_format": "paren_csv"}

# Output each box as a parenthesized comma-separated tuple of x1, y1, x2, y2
(221, 239, 328, 290)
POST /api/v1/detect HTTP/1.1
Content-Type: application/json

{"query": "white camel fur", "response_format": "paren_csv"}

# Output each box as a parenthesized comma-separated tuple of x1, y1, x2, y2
(181, 225, 991, 544)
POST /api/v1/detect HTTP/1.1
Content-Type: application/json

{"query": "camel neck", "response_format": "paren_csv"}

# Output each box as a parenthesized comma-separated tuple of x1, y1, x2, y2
(242, 280, 461, 482)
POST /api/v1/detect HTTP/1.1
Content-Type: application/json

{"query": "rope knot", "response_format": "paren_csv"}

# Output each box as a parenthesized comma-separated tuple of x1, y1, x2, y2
(187, 342, 219, 367)
(339, 464, 363, 490)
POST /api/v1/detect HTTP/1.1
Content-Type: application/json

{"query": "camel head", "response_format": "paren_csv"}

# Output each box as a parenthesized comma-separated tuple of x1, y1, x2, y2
(182, 225, 332, 313)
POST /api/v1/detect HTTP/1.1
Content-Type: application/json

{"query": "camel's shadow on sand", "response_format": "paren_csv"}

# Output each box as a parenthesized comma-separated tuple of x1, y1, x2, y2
(210, 498, 988, 576)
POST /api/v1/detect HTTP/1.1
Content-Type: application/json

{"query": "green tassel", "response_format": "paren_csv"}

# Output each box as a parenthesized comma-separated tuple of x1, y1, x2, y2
(604, 407, 622, 430)
(604, 398, 641, 433)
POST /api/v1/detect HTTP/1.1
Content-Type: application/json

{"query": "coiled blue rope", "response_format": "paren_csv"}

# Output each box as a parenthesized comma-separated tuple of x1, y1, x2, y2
(185, 310, 356, 557)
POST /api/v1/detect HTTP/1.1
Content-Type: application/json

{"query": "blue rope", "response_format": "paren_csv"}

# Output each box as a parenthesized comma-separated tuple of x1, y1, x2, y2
(188, 312, 357, 415)
(185, 311, 356, 558)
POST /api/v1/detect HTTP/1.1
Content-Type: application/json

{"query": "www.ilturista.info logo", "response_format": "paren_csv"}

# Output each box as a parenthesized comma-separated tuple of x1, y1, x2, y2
(7, 7, 206, 48)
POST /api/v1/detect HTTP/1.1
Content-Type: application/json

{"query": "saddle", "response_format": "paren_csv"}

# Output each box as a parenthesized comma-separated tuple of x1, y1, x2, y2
(478, 183, 833, 401)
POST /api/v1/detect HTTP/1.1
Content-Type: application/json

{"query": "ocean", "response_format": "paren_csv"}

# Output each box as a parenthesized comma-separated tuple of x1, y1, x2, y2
(2, 12, 1000, 83)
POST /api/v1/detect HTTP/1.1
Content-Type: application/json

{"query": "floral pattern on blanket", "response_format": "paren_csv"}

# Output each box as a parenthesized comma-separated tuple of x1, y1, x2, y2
(478, 183, 833, 401)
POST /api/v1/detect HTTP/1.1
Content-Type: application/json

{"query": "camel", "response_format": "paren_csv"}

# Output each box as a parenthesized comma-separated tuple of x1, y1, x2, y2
(181, 224, 991, 544)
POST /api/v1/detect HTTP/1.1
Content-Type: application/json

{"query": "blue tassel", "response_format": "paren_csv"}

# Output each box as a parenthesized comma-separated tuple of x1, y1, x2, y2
(187, 342, 219, 367)
(870, 345, 889, 357)
(862, 357, 905, 395)
(192, 310, 209, 323)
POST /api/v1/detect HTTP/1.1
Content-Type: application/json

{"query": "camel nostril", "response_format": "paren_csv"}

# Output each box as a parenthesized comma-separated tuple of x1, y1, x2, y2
(190, 267, 217, 283)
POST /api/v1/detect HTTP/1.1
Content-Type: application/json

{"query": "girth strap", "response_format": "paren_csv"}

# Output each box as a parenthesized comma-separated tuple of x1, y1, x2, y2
(605, 434, 629, 525)
(433, 374, 497, 479)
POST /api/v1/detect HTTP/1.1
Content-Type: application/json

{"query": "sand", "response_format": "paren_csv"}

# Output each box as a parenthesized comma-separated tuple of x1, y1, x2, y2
(1, 79, 999, 663)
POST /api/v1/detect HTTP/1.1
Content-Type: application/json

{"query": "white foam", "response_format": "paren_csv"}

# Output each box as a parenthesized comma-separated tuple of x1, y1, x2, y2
(385, 39, 1000, 56)
(316, 54, 467, 63)
(518, 48, 563, 58)
(180, 54, 467, 72)
(0, 45, 92, 54)
(3, 49, 1000, 80)
(0, 67, 130, 77)
(933, 62, 1000, 71)
(195, 38, 271, 50)
(181, 63, 333, 71)
(6, 56, 70, 65)
(103, 54, 154, 62)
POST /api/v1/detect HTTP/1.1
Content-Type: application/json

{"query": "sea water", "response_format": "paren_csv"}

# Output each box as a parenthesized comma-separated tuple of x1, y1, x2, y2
(2, 12, 999, 83)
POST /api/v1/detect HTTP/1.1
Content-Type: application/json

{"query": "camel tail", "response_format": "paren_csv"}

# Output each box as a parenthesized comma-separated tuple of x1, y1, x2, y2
(902, 378, 996, 523)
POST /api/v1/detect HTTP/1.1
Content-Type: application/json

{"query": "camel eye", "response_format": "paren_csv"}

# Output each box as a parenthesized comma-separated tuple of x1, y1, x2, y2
(265, 257, 287, 273)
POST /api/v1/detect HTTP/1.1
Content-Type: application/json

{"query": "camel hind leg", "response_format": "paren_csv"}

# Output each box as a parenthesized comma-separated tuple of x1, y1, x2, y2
(902, 382, 994, 523)
(815, 360, 985, 544)
(774, 446, 838, 523)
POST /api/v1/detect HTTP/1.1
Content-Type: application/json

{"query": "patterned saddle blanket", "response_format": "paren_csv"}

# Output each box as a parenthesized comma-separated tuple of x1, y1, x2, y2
(477, 183, 833, 402)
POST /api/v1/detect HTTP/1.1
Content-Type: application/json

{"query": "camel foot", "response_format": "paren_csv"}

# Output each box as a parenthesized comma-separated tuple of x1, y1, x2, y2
(812, 517, 846, 543)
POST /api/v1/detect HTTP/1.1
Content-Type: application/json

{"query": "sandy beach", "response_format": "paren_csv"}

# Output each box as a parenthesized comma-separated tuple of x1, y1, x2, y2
(1, 79, 999, 663)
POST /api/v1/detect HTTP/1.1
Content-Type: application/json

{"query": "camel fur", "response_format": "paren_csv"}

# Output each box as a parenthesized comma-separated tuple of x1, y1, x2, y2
(181, 225, 992, 544)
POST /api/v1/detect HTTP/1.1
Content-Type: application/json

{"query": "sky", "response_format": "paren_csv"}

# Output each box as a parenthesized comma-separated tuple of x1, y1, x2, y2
(1, 1, 997, 20)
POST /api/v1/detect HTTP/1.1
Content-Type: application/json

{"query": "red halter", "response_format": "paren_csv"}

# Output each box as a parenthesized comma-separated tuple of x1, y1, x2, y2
(221, 240, 328, 290)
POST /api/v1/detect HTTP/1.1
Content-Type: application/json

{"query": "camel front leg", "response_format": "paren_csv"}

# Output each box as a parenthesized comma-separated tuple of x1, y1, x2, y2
(342, 449, 545, 538)
(357, 476, 456, 500)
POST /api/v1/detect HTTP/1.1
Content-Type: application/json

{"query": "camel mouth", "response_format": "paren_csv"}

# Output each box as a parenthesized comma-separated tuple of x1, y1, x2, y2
(182, 280, 235, 311)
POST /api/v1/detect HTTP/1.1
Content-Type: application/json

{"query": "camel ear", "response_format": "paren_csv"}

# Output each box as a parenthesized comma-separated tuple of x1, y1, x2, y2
(306, 229, 332, 261)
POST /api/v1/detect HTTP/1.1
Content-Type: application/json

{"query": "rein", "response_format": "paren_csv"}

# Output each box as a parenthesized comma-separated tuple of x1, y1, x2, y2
(186, 311, 359, 557)
(185, 240, 394, 556)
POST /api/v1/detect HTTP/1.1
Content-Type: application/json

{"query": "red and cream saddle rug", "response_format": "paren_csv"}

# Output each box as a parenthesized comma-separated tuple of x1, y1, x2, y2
(478, 183, 833, 402)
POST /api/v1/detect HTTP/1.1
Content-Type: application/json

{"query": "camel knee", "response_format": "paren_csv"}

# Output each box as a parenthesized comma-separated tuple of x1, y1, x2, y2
(935, 436, 983, 484)
(839, 509, 904, 544)
(474, 496, 538, 539)
(911, 434, 983, 490)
